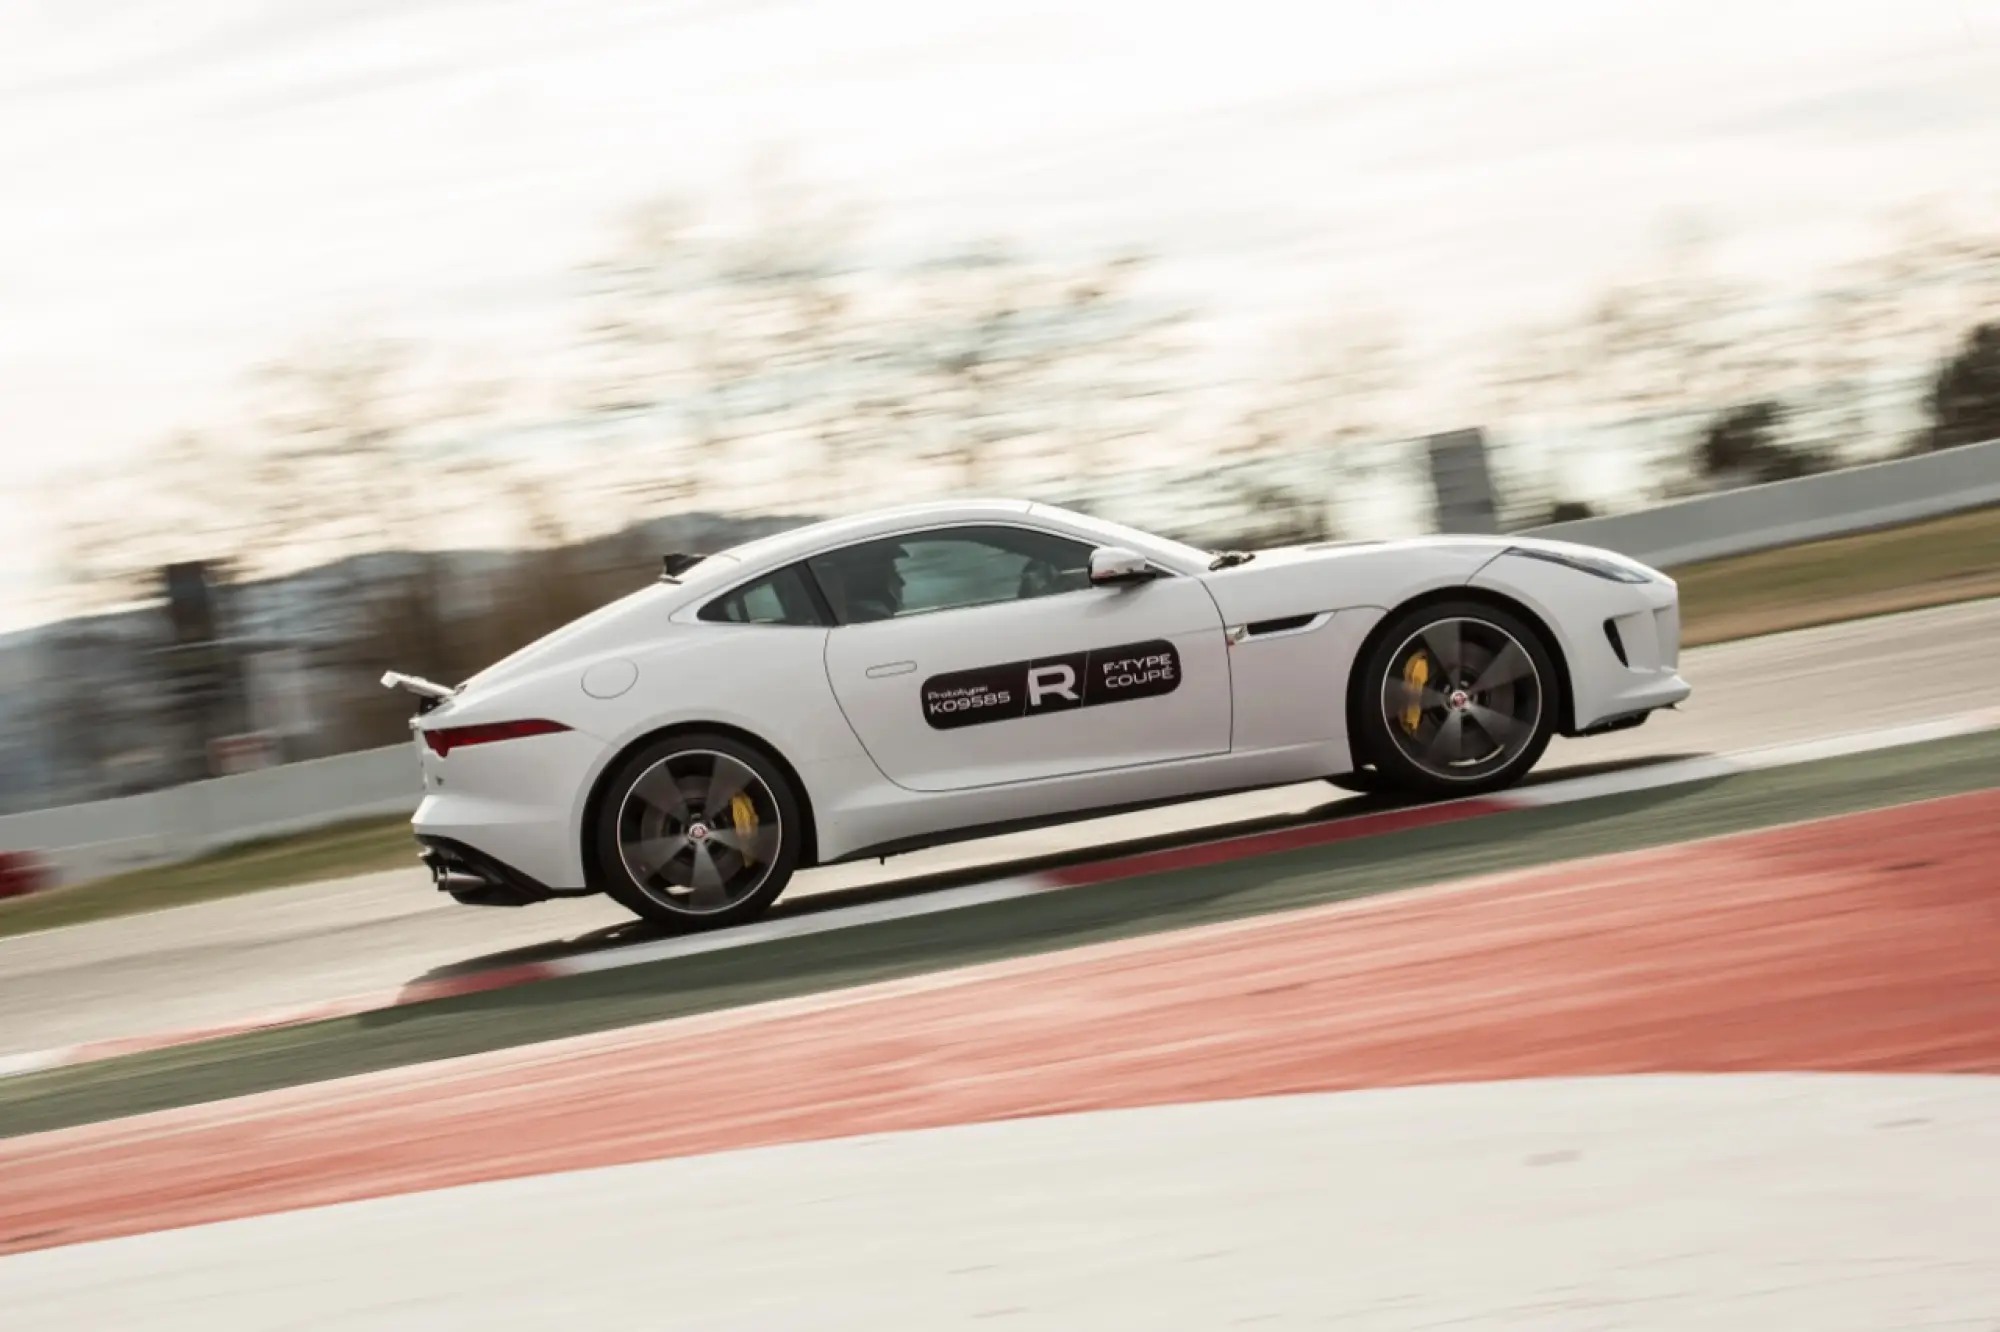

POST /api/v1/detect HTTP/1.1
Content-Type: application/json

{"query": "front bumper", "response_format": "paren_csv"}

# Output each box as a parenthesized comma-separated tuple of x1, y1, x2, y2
(1468, 551, 1692, 734)
(1574, 596, 1691, 731)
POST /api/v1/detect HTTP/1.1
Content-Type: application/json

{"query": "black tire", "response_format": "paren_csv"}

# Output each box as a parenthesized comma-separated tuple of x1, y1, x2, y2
(1325, 768, 1387, 795)
(1352, 599, 1560, 799)
(594, 732, 803, 931)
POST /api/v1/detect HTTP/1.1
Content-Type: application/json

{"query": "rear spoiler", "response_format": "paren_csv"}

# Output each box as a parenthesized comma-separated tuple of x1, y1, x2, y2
(380, 668, 456, 712)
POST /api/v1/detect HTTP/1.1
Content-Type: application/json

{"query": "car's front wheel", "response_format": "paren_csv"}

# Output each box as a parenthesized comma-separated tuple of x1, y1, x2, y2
(1351, 601, 1560, 799)
(594, 733, 803, 931)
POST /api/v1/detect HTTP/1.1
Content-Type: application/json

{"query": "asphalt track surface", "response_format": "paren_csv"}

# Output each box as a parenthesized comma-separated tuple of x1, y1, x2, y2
(1, 598, 1995, 1057)
(3, 749, 1997, 1326)
(6, 790, 1998, 1321)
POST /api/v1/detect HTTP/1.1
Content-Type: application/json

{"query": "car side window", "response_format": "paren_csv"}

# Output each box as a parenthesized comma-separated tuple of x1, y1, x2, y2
(807, 526, 1094, 625)
(697, 563, 827, 626)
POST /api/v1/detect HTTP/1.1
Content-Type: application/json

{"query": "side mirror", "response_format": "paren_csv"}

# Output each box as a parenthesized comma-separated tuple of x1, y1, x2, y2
(1088, 546, 1155, 587)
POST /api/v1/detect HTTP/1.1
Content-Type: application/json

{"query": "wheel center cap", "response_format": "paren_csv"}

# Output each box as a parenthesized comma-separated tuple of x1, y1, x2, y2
(688, 822, 710, 842)
(1448, 689, 1471, 711)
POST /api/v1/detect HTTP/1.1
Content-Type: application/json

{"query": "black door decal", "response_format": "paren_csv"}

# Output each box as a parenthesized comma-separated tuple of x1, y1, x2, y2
(921, 639, 1181, 730)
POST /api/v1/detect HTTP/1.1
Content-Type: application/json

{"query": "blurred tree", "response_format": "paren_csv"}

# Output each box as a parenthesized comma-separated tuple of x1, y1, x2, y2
(1766, 213, 2000, 465)
(247, 338, 507, 557)
(234, 339, 519, 749)
(575, 183, 886, 517)
(329, 520, 663, 751)
(51, 431, 269, 610)
(576, 181, 1188, 518)
(1921, 322, 2000, 451)
(1778, 279, 1881, 465)
(1472, 316, 1600, 531)
(1207, 312, 1411, 543)
(1573, 228, 1771, 499)
(1497, 216, 2000, 499)
(1239, 315, 1407, 464)
(1692, 399, 1823, 486)
(898, 245, 1185, 498)
(47, 337, 532, 763)
(321, 552, 464, 749)
(55, 340, 512, 609)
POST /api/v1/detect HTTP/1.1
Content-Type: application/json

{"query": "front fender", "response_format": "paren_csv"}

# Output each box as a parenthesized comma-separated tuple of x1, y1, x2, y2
(1198, 543, 1500, 625)
(1467, 550, 1688, 732)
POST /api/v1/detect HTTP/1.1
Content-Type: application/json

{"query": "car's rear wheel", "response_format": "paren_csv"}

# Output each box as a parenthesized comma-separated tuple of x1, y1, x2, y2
(594, 733, 802, 931)
(1351, 601, 1559, 798)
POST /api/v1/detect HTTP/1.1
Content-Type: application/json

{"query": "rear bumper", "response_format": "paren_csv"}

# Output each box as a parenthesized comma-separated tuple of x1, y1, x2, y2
(409, 727, 605, 891)
(416, 836, 557, 908)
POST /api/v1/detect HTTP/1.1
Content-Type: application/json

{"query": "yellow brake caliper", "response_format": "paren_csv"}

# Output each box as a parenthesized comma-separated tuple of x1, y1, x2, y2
(1399, 652, 1429, 735)
(729, 792, 760, 866)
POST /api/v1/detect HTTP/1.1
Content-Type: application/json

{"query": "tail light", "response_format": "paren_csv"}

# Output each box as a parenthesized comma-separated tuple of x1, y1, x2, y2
(423, 719, 571, 757)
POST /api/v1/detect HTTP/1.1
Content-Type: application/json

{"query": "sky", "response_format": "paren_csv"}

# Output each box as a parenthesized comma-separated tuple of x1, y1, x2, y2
(2, 0, 1998, 631)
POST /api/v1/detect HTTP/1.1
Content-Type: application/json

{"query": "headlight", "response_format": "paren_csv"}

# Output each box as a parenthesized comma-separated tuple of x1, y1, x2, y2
(1505, 547, 1656, 584)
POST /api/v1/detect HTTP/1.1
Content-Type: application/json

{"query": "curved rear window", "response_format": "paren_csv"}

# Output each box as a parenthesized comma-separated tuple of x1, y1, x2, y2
(697, 563, 828, 626)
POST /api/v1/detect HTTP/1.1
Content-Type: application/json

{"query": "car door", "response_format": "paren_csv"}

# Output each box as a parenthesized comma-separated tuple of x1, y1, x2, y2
(816, 524, 1231, 792)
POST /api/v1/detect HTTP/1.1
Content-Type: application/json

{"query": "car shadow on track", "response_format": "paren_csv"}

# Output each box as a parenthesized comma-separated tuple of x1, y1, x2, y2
(404, 752, 1712, 987)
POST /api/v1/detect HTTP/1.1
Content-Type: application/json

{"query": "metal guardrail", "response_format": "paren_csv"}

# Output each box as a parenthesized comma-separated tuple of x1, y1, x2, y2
(1519, 438, 2000, 568)
(0, 747, 421, 889)
(6, 438, 1997, 890)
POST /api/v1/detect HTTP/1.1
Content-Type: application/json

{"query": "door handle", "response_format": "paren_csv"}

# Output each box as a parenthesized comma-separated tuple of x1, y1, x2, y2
(865, 660, 917, 678)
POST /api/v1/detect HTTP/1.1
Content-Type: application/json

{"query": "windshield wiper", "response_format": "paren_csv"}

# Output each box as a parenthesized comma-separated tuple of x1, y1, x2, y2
(1208, 550, 1255, 570)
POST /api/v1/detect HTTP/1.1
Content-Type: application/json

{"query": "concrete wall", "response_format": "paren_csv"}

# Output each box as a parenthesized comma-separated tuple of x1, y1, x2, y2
(7, 439, 1997, 890)
(1520, 438, 2000, 568)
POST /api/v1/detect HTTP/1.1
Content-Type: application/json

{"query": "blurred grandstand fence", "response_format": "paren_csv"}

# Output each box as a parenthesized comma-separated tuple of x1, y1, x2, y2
(155, 561, 257, 784)
(1425, 429, 1502, 535)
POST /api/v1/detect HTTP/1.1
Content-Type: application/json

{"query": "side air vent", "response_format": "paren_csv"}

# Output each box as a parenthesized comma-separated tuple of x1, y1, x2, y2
(1603, 617, 1628, 666)
(1244, 614, 1317, 637)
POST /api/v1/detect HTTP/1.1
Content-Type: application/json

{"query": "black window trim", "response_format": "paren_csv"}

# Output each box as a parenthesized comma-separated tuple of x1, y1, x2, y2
(693, 520, 1179, 629)
(797, 562, 839, 625)
(804, 520, 1140, 627)
(694, 559, 834, 628)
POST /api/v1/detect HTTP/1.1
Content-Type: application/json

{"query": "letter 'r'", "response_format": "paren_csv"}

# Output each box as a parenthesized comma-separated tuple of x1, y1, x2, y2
(1027, 663, 1080, 707)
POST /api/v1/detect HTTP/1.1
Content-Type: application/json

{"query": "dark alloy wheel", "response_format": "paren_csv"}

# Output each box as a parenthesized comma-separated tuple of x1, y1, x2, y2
(594, 733, 803, 931)
(1352, 600, 1560, 798)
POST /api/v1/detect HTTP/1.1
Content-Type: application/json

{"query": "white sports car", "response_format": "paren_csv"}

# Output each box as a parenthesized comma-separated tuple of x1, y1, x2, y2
(385, 499, 1688, 928)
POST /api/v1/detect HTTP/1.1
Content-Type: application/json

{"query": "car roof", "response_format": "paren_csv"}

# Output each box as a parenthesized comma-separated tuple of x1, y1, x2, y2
(667, 498, 1214, 605)
(700, 499, 1037, 568)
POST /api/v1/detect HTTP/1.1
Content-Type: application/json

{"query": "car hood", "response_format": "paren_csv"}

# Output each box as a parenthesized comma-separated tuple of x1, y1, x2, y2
(1193, 531, 1664, 628)
(1227, 535, 1505, 567)
(1239, 532, 1653, 570)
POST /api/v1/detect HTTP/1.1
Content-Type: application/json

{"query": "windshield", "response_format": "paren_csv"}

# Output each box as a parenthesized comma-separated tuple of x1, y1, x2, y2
(1025, 503, 1214, 573)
